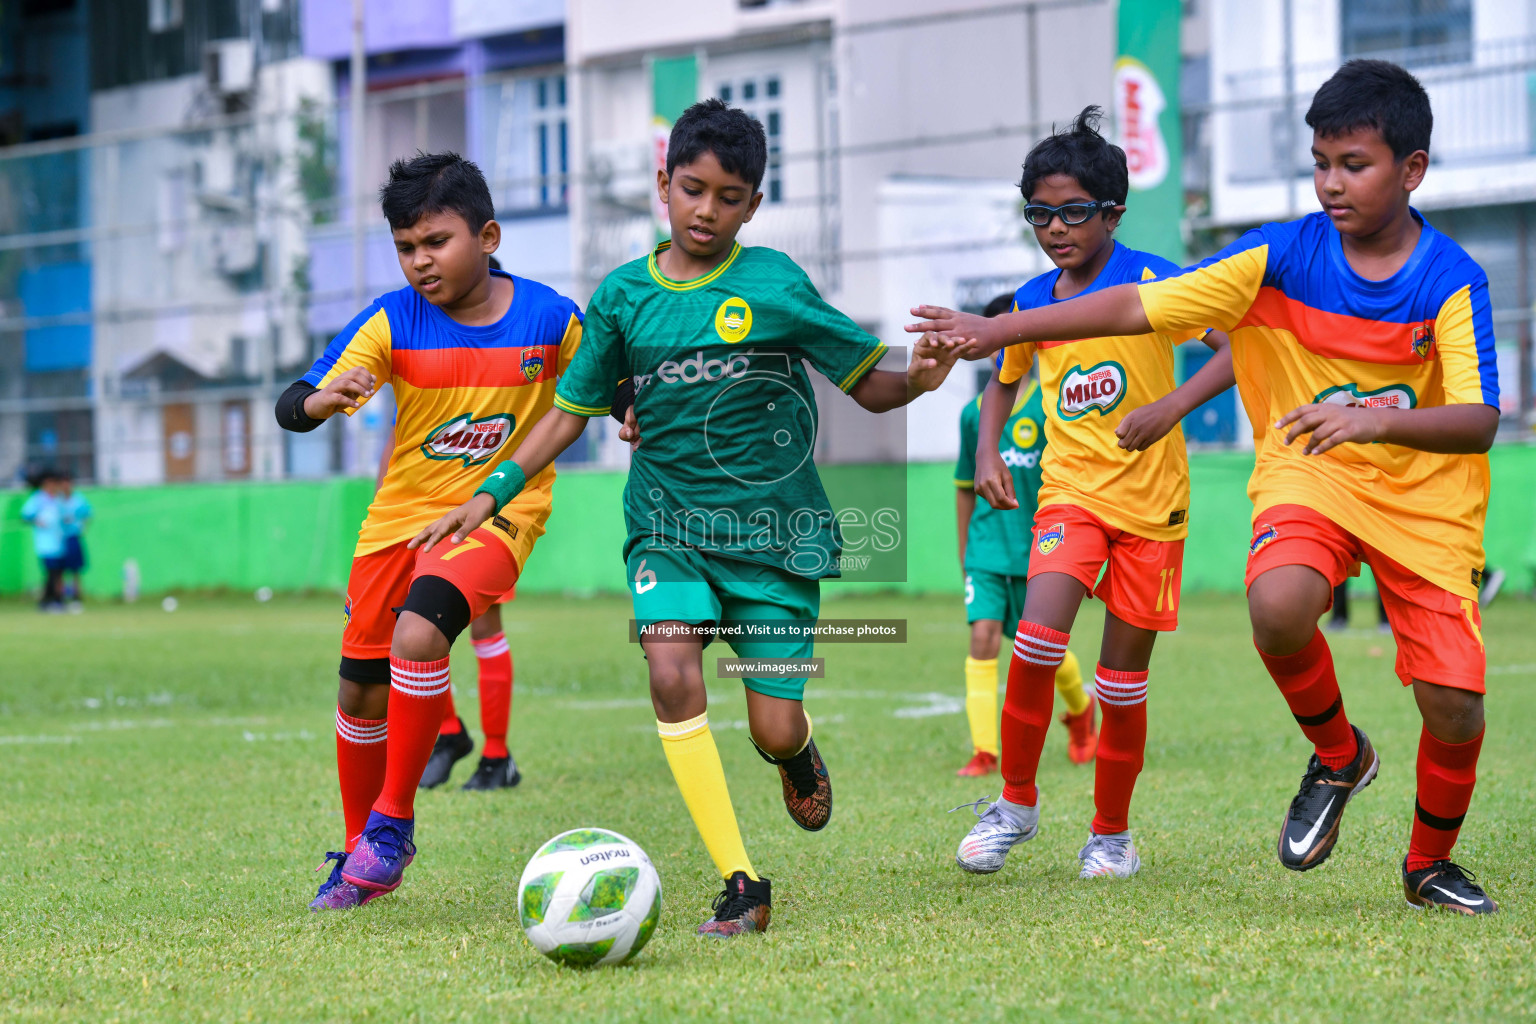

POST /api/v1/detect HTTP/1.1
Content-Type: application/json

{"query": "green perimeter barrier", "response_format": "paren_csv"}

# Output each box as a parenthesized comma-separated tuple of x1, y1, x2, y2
(5, 445, 1536, 599)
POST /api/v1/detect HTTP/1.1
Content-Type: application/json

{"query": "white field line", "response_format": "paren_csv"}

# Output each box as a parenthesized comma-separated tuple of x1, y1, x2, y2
(1488, 663, 1536, 676)
(0, 714, 312, 747)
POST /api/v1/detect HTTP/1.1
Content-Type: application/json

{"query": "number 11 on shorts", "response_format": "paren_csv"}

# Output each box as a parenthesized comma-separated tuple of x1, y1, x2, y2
(1155, 567, 1177, 613)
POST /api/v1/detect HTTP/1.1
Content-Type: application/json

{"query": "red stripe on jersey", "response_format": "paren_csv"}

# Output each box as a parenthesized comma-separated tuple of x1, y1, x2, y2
(393, 344, 559, 389)
(1035, 338, 1083, 351)
(1238, 288, 1430, 365)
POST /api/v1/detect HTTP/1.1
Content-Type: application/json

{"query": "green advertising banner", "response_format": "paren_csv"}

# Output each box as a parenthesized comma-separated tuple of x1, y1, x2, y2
(651, 54, 697, 240)
(1114, 0, 1184, 263)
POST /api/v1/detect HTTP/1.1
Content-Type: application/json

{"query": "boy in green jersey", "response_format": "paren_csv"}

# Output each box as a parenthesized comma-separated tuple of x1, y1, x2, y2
(412, 99, 958, 937)
(954, 296, 1093, 779)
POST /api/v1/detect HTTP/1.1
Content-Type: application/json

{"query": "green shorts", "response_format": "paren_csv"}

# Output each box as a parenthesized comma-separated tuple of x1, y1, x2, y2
(965, 569, 1028, 636)
(627, 537, 821, 701)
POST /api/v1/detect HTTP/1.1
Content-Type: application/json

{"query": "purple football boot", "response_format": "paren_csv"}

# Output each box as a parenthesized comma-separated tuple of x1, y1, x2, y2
(340, 811, 416, 892)
(309, 851, 386, 911)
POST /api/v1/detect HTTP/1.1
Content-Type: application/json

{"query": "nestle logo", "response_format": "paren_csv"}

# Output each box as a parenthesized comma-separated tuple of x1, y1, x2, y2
(579, 849, 631, 866)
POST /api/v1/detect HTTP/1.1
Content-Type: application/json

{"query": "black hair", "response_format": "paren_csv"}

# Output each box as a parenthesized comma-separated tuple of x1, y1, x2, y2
(666, 98, 767, 191)
(378, 151, 496, 233)
(982, 293, 1015, 318)
(1019, 106, 1127, 205)
(1306, 59, 1432, 160)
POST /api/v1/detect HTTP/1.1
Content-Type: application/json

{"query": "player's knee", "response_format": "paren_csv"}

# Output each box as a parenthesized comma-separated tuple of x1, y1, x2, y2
(1247, 586, 1316, 655)
(970, 620, 1002, 660)
(396, 574, 472, 656)
(647, 659, 702, 717)
(1417, 682, 1484, 742)
(336, 668, 389, 718)
(748, 717, 804, 760)
(469, 604, 502, 642)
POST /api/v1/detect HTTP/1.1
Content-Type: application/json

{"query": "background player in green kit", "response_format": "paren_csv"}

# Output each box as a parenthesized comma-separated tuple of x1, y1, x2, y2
(411, 99, 958, 938)
(953, 295, 1093, 779)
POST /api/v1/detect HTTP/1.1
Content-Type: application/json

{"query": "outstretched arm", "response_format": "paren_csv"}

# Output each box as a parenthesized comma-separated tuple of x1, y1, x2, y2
(409, 409, 590, 551)
(1116, 330, 1235, 451)
(848, 333, 959, 412)
(906, 285, 1152, 360)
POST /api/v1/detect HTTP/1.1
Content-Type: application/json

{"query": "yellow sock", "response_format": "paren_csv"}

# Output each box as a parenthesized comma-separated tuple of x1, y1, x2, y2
(1054, 648, 1089, 716)
(657, 713, 758, 881)
(963, 657, 999, 755)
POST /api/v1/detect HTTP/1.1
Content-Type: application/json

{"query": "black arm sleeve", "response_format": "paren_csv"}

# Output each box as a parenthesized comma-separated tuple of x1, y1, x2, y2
(275, 380, 323, 433)
(609, 378, 635, 424)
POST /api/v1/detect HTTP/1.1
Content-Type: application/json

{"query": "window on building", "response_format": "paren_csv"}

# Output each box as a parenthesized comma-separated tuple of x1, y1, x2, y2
(488, 73, 568, 212)
(716, 75, 783, 202)
(1341, 0, 1472, 65)
(148, 0, 183, 33)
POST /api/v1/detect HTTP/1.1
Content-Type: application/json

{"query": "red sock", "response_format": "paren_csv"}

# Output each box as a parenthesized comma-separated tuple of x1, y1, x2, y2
(1091, 666, 1148, 834)
(438, 689, 463, 735)
(1407, 725, 1483, 872)
(474, 631, 513, 760)
(1000, 621, 1070, 806)
(1257, 630, 1356, 769)
(372, 656, 451, 820)
(334, 708, 387, 853)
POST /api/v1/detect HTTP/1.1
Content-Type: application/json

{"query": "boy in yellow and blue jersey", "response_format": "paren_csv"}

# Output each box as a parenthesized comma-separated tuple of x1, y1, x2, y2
(275, 153, 582, 910)
(914, 63, 1503, 913)
(413, 99, 958, 937)
(953, 295, 1092, 778)
(929, 108, 1233, 882)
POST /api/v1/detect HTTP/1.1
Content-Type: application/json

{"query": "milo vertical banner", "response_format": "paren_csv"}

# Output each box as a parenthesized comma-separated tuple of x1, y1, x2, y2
(651, 55, 698, 241)
(1113, 0, 1183, 263)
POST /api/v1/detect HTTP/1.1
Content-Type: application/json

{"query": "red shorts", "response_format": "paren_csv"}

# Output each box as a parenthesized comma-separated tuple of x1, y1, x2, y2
(1246, 504, 1485, 692)
(342, 530, 521, 660)
(1026, 503, 1184, 632)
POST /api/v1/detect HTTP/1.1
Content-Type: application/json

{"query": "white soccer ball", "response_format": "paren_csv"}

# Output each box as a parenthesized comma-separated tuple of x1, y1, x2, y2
(518, 827, 661, 967)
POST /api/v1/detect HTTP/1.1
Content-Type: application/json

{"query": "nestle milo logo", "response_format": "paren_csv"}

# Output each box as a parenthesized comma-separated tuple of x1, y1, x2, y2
(1315, 383, 1417, 411)
(421, 412, 516, 465)
(1058, 360, 1127, 419)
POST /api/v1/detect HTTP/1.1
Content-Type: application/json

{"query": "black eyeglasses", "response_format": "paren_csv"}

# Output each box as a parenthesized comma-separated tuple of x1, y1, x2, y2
(1022, 199, 1121, 227)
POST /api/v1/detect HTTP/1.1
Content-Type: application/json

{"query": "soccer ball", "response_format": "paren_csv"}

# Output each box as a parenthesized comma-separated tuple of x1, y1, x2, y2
(517, 828, 661, 967)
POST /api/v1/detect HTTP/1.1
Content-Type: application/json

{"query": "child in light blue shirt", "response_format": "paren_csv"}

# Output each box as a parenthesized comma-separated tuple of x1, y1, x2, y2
(20, 470, 66, 611)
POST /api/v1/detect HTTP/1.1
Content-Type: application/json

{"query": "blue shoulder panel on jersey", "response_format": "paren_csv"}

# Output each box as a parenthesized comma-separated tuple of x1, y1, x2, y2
(302, 299, 388, 385)
(383, 270, 584, 351)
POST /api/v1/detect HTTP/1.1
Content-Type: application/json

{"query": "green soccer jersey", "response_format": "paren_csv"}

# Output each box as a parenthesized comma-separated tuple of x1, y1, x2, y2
(555, 241, 888, 580)
(954, 381, 1045, 577)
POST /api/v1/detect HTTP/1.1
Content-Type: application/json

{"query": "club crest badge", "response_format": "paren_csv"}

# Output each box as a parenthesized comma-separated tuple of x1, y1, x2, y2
(1411, 322, 1434, 360)
(1037, 522, 1066, 556)
(714, 296, 753, 344)
(521, 349, 546, 382)
(421, 412, 516, 466)
(1250, 524, 1279, 554)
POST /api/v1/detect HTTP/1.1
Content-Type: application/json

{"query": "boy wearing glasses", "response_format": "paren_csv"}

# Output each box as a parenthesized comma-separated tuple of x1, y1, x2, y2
(948, 107, 1232, 880)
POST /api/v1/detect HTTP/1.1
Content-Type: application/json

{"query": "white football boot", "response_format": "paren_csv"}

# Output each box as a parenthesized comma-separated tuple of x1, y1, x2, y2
(952, 795, 1039, 874)
(1078, 831, 1141, 879)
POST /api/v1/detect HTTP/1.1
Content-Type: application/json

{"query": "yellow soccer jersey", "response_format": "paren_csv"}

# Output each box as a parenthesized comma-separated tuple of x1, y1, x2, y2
(998, 243, 1202, 541)
(302, 269, 583, 563)
(1138, 211, 1499, 599)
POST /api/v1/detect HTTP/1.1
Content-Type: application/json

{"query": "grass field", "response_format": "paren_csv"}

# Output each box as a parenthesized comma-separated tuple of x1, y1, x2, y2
(2, 591, 1533, 1022)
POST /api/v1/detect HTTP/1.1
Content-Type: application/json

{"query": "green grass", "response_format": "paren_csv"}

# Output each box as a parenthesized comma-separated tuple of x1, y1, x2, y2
(2, 592, 1533, 1022)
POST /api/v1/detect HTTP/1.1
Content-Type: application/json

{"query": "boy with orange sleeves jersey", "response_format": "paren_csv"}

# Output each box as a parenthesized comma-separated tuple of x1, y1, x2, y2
(915, 62, 1502, 914)
(276, 153, 581, 910)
